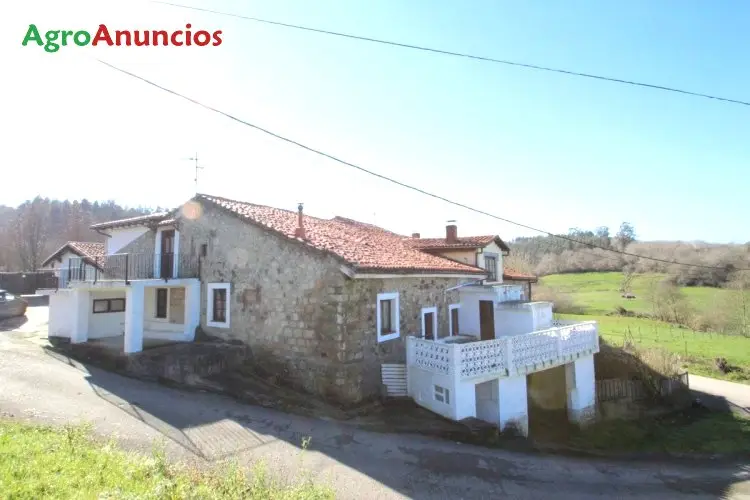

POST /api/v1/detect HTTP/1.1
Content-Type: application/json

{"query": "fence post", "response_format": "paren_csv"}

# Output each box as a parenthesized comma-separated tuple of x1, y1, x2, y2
(124, 254, 129, 284)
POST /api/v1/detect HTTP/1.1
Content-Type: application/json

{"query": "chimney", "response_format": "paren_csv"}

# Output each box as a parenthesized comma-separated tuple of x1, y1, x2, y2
(295, 203, 306, 239)
(446, 221, 458, 243)
(411, 232, 420, 238)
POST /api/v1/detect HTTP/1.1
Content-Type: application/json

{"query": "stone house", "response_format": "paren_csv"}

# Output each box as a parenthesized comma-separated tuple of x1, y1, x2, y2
(45, 193, 599, 435)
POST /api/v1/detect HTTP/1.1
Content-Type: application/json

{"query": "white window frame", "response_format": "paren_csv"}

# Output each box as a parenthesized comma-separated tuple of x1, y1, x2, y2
(448, 303, 460, 337)
(421, 306, 438, 340)
(376, 292, 400, 343)
(207, 282, 231, 328)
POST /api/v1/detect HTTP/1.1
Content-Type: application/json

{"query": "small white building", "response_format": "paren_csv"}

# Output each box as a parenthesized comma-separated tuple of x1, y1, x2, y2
(406, 283, 598, 436)
(43, 214, 201, 353)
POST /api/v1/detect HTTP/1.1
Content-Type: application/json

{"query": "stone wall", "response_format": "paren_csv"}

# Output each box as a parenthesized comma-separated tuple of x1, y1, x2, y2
(339, 277, 460, 401)
(178, 201, 355, 401)
(177, 200, 465, 404)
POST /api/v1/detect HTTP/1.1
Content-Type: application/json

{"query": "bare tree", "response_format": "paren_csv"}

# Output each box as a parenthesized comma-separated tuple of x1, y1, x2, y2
(14, 197, 49, 271)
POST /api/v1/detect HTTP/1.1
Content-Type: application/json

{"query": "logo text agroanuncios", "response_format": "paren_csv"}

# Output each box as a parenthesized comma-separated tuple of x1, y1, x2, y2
(22, 24, 223, 53)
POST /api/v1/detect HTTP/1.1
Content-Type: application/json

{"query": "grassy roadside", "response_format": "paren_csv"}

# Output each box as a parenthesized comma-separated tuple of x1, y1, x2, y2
(568, 408, 750, 455)
(0, 421, 333, 499)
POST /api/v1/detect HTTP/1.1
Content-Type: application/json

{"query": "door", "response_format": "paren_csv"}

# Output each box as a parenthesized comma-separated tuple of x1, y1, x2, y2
(160, 230, 175, 279)
(479, 300, 495, 340)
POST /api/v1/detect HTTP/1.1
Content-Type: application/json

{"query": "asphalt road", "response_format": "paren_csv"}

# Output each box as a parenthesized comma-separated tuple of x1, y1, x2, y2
(1, 309, 749, 499)
(690, 375, 750, 413)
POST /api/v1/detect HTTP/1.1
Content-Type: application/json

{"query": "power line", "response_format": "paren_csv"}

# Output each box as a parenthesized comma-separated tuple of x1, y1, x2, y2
(96, 59, 749, 272)
(152, 1, 750, 108)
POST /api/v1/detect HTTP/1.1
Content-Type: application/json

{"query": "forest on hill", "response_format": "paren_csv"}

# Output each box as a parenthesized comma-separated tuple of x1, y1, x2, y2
(0, 197, 160, 271)
(506, 222, 750, 287)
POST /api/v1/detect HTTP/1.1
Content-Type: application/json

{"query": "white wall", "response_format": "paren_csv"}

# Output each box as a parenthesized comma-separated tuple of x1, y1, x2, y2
(48, 291, 75, 338)
(437, 249, 476, 266)
(107, 226, 149, 254)
(566, 355, 596, 424)
(494, 302, 553, 337)
(144, 286, 185, 334)
(498, 375, 529, 435)
(475, 379, 500, 425)
(88, 291, 126, 338)
(408, 366, 457, 420)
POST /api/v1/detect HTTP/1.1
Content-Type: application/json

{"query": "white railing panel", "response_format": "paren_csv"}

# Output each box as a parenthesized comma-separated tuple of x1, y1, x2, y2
(510, 330, 559, 372)
(412, 338, 452, 375)
(559, 322, 598, 357)
(458, 339, 506, 379)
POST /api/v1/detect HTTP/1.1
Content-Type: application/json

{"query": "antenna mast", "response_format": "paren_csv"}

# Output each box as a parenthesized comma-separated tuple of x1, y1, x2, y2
(187, 152, 204, 193)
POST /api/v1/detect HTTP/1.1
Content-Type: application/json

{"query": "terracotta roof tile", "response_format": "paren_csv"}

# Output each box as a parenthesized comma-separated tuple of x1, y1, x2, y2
(90, 212, 172, 230)
(198, 194, 486, 275)
(42, 241, 105, 267)
(503, 267, 538, 282)
(406, 235, 511, 252)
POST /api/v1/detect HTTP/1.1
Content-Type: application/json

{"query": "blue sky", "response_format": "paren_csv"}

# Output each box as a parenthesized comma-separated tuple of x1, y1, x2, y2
(2, 0, 747, 243)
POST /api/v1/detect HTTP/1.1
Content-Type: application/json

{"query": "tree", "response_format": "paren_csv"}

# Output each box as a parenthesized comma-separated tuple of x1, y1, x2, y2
(615, 222, 636, 250)
(14, 197, 50, 271)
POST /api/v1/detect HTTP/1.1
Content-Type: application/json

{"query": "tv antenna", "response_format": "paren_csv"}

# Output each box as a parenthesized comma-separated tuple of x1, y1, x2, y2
(185, 153, 204, 193)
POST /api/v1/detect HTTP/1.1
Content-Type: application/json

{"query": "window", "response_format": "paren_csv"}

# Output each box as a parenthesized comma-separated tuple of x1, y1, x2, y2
(200, 243, 208, 257)
(207, 283, 231, 328)
(376, 292, 399, 342)
(93, 298, 126, 314)
(421, 306, 438, 340)
(155, 288, 168, 319)
(434, 385, 450, 404)
(484, 255, 498, 281)
(449, 304, 460, 336)
(213, 289, 226, 322)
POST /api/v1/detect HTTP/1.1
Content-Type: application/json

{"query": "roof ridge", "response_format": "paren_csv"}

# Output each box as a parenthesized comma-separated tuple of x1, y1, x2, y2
(198, 193, 338, 225)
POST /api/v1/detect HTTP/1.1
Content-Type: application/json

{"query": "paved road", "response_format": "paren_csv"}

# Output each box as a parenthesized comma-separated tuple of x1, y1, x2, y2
(690, 375, 750, 413)
(1, 311, 749, 499)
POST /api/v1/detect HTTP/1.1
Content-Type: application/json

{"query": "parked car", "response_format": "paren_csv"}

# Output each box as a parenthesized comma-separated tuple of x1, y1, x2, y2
(0, 290, 27, 319)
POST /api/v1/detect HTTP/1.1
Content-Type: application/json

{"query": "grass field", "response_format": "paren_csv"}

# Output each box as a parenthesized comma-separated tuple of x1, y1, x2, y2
(541, 272, 750, 382)
(540, 271, 733, 316)
(0, 421, 332, 499)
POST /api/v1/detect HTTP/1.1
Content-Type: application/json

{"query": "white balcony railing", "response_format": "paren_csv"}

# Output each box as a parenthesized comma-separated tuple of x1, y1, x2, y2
(407, 321, 598, 381)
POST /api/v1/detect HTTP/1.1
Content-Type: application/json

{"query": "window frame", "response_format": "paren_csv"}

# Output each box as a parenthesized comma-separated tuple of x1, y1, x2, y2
(421, 306, 438, 340)
(92, 298, 126, 314)
(376, 292, 400, 343)
(484, 253, 498, 281)
(206, 282, 231, 328)
(449, 303, 460, 337)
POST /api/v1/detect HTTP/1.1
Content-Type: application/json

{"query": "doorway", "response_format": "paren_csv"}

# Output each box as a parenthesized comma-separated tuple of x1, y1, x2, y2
(160, 230, 175, 279)
(479, 300, 495, 340)
(421, 306, 438, 340)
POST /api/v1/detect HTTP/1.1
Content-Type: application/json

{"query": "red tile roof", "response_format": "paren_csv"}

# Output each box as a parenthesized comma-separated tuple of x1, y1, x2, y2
(42, 241, 105, 267)
(407, 235, 511, 252)
(90, 212, 173, 230)
(197, 194, 487, 275)
(503, 268, 538, 282)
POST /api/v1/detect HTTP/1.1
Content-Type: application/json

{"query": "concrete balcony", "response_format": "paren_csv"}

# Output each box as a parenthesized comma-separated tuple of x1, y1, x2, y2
(406, 321, 599, 383)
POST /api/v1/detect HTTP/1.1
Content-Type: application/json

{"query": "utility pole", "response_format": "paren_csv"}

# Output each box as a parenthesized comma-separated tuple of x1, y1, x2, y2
(186, 153, 204, 193)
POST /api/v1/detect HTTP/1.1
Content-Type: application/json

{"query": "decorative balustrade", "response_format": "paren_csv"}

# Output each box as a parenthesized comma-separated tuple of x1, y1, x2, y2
(412, 339, 452, 375)
(458, 339, 506, 379)
(407, 321, 599, 381)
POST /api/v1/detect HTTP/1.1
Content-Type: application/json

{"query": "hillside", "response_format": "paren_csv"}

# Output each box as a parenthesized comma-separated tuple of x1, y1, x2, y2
(0, 197, 159, 271)
(538, 272, 750, 382)
(507, 223, 750, 287)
